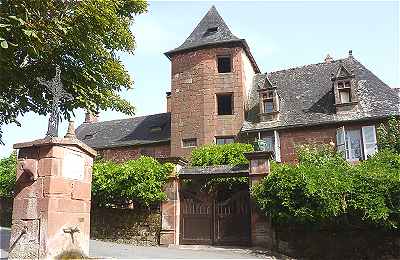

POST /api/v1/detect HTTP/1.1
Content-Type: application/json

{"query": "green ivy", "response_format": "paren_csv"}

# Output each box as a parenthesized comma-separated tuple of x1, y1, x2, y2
(377, 116, 400, 154)
(0, 152, 16, 199)
(252, 145, 400, 229)
(92, 156, 174, 208)
(189, 143, 254, 192)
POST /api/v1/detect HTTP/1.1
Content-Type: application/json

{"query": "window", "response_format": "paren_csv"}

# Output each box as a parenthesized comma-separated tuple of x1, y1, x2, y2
(337, 80, 352, 104)
(215, 136, 235, 145)
(336, 126, 377, 161)
(217, 93, 233, 115)
(217, 56, 231, 73)
(263, 100, 274, 113)
(262, 91, 274, 113)
(203, 26, 218, 37)
(182, 138, 197, 148)
(150, 126, 162, 133)
(256, 131, 281, 162)
(339, 89, 351, 103)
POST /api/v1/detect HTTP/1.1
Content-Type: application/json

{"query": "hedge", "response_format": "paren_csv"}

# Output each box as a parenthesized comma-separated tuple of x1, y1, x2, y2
(252, 145, 400, 229)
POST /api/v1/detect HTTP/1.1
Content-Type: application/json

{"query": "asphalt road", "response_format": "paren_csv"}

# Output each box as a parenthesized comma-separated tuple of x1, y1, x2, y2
(1, 227, 286, 259)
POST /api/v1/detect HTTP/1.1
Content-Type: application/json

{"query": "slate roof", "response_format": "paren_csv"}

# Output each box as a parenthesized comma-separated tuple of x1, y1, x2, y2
(164, 6, 260, 73)
(75, 113, 171, 149)
(243, 56, 400, 132)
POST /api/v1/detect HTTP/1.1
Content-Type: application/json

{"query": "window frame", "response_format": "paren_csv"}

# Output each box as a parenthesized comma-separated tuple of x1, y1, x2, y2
(216, 93, 234, 115)
(261, 91, 275, 113)
(217, 55, 232, 73)
(215, 136, 235, 145)
(181, 138, 197, 148)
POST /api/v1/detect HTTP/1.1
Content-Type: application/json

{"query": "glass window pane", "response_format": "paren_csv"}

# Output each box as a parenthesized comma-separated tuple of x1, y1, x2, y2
(263, 101, 273, 113)
(345, 129, 362, 161)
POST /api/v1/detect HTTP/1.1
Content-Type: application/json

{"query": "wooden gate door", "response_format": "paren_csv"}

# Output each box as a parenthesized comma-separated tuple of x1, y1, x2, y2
(180, 190, 213, 245)
(180, 186, 250, 245)
(214, 189, 251, 246)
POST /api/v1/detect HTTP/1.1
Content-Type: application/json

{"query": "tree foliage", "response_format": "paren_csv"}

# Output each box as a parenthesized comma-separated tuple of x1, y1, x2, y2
(92, 156, 174, 208)
(377, 116, 400, 154)
(252, 145, 400, 229)
(0, 0, 148, 142)
(0, 152, 16, 198)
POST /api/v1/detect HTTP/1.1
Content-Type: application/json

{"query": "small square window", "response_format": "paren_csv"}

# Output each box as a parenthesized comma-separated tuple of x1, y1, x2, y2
(217, 56, 231, 73)
(339, 89, 351, 103)
(203, 26, 218, 37)
(182, 138, 197, 148)
(338, 82, 344, 89)
(263, 100, 274, 113)
(216, 136, 235, 145)
(217, 93, 233, 115)
(344, 81, 351, 88)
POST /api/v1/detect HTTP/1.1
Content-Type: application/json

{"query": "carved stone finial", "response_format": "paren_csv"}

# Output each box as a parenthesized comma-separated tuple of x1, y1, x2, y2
(64, 121, 76, 139)
(348, 50, 353, 57)
(324, 54, 333, 63)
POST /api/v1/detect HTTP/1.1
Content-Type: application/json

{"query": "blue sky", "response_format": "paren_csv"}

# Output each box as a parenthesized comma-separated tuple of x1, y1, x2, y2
(0, 1, 399, 158)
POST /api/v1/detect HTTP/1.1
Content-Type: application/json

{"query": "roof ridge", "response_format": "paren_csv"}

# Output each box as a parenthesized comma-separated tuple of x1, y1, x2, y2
(268, 57, 350, 75)
(82, 112, 171, 125)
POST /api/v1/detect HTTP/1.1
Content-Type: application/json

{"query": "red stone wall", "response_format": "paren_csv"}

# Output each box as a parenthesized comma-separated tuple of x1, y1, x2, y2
(98, 143, 171, 162)
(169, 47, 253, 158)
(279, 126, 337, 163)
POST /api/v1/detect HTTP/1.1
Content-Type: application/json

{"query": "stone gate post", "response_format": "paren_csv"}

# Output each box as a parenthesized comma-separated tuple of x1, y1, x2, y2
(9, 137, 96, 259)
(244, 151, 275, 249)
(159, 157, 186, 246)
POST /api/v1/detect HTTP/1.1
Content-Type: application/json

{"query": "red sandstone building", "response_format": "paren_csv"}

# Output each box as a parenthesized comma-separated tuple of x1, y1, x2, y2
(76, 6, 399, 163)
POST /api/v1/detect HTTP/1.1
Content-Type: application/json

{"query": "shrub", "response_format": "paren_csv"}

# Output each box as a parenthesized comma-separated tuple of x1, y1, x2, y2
(252, 145, 400, 229)
(0, 152, 17, 199)
(92, 156, 174, 208)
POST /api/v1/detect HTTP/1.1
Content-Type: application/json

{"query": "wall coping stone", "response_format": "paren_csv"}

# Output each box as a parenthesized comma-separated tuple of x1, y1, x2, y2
(14, 137, 97, 157)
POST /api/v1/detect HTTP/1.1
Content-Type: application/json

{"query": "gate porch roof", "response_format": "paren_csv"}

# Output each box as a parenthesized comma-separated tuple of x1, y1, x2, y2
(178, 164, 249, 178)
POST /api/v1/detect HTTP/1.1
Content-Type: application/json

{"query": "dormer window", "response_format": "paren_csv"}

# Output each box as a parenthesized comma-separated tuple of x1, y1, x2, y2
(262, 91, 274, 113)
(203, 26, 218, 37)
(332, 65, 358, 112)
(258, 77, 280, 122)
(338, 81, 352, 103)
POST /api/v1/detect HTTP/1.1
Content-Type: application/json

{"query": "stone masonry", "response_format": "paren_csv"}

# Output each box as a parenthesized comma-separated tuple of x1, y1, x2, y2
(170, 46, 256, 158)
(9, 138, 96, 259)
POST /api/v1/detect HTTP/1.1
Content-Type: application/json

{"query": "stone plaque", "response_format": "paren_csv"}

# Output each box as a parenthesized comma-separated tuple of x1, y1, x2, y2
(63, 151, 85, 180)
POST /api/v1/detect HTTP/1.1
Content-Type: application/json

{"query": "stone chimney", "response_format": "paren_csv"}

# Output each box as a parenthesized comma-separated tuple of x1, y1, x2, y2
(84, 111, 99, 123)
(324, 54, 333, 63)
(166, 92, 171, 113)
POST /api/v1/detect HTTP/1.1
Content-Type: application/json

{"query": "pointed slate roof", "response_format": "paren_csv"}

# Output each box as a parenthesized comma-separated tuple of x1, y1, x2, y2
(166, 6, 240, 55)
(165, 6, 260, 72)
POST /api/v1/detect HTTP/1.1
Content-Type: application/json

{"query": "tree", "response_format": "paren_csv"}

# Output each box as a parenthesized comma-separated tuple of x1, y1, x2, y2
(0, 152, 16, 199)
(0, 0, 148, 143)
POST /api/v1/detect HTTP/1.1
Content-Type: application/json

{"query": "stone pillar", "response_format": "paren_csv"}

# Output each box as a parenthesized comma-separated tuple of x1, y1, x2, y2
(159, 157, 186, 246)
(9, 138, 96, 259)
(244, 151, 275, 249)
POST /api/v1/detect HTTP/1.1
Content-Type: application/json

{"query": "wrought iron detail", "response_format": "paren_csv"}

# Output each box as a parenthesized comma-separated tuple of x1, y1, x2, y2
(37, 65, 73, 137)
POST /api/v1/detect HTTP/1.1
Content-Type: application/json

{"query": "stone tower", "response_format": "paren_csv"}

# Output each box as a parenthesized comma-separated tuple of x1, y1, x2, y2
(165, 6, 260, 158)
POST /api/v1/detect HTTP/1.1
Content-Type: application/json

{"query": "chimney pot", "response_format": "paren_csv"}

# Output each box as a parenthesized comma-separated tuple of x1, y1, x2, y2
(84, 111, 99, 123)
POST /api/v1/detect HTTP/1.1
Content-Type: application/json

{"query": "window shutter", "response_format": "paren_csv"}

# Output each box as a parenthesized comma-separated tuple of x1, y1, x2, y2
(362, 125, 377, 159)
(336, 126, 346, 156)
(274, 130, 281, 162)
(273, 91, 280, 112)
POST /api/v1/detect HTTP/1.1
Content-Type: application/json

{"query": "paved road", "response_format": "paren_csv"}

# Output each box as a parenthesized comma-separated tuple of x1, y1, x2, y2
(1, 227, 286, 259)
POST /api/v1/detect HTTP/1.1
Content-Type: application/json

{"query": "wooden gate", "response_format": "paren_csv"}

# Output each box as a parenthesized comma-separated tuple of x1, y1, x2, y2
(180, 187, 251, 245)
